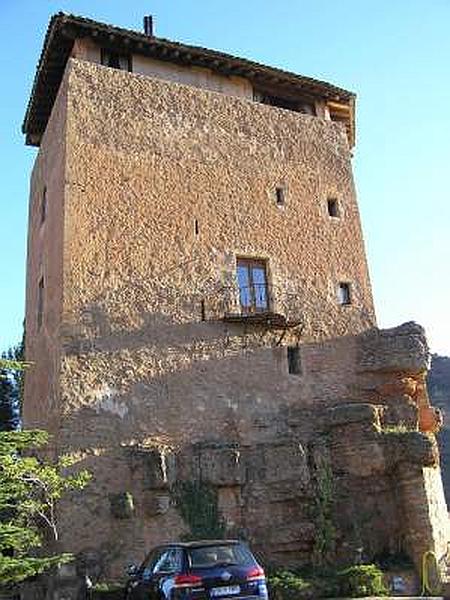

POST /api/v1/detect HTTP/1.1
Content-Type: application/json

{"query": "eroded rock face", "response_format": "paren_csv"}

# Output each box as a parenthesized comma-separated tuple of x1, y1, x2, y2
(326, 402, 381, 429)
(382, 431, 439, 468)
(381, 394, 418, 429)
(358, 322, 430, 373)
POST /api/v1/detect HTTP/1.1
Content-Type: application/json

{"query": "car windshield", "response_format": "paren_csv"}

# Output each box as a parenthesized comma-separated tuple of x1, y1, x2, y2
(188, 544, 254, 569)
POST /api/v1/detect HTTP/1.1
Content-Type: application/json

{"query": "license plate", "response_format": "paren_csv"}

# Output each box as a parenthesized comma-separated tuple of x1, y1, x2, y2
(211, 585, 240, 596)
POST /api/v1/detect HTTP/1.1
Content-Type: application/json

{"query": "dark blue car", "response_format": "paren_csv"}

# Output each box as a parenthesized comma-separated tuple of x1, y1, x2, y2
(124, 540, 269, 599)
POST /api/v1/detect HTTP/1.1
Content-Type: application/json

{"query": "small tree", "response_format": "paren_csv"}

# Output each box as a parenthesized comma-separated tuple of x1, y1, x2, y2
(0, 429, 91, 587)
(0, 367, 18, 432)
(0, 346, 26, 432)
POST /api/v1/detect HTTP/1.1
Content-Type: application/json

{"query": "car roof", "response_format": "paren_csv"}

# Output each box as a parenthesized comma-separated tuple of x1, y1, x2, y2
(158, 540, 242, 549)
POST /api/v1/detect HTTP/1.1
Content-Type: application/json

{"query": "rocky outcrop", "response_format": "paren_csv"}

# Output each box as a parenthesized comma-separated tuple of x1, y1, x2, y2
(358, 322, 430, 373)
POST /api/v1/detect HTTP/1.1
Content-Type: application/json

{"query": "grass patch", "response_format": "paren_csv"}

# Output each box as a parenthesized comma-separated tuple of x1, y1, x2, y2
(381, 422, 416, 434)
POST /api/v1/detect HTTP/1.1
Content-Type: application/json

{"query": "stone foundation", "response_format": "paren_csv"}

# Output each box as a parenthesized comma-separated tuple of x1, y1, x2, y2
(33, 322, 447, 580)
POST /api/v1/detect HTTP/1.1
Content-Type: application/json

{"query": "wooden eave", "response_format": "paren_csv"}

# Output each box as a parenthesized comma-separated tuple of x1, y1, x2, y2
(23, 12, 356, 146)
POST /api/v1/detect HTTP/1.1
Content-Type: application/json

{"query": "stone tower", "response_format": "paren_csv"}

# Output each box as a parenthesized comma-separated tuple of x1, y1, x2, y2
(23, 13, 448, 579)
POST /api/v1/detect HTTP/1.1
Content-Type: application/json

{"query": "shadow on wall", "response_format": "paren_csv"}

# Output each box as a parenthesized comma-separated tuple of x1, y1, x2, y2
(52, 314, 448, 579)
(59, 307, 432, 450)
(56, 397, 444, 581)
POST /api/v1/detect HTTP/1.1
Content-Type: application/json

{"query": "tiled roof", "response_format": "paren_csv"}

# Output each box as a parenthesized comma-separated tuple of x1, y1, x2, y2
(23, 12, 355, 145)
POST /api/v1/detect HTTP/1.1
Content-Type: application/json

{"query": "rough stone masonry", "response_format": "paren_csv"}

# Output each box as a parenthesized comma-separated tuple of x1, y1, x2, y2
(22, 13, 449, 581)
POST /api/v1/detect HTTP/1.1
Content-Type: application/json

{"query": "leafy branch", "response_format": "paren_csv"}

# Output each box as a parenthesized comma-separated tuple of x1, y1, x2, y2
(0, 430, 91, 586)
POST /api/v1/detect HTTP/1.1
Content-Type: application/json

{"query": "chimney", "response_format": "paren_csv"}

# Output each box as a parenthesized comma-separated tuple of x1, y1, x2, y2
(143, 15, 154, 36)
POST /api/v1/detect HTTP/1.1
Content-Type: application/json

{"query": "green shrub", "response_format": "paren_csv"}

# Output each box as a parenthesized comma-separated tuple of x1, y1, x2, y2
(267, 570, 312, 599)
(335, 564, 388, 597)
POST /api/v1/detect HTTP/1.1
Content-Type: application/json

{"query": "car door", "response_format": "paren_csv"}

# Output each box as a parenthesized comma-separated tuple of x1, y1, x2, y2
(126, 547, 165, 600)
(150, 547, 184, 599)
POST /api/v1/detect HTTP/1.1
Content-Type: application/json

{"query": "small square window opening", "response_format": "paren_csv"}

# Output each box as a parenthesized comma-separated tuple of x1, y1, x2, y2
(337, 282, 351, 305)
(327, 198, 339, 218)
(275, 187, 285, 206)
(287, 346, 301, 375)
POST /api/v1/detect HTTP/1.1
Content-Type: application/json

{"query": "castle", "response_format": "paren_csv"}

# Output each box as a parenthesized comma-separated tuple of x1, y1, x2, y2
(23, 13, 449, 580)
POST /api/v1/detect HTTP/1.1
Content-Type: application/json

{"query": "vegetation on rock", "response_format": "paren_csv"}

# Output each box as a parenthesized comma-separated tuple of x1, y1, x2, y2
(312, 459, 336, 567)
(172, 480, 225, 540)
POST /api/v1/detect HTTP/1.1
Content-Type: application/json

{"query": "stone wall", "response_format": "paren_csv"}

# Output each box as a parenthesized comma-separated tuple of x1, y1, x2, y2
(23, 57, 448, 581)
(23, 66, 69, 436)
(61, 58, 374, 338)
(51, 322, 448, 580)
(53, 57, 375, 452)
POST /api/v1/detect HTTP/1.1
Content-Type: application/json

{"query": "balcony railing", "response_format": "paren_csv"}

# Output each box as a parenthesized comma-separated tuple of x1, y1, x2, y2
(212, 283, 303, 330)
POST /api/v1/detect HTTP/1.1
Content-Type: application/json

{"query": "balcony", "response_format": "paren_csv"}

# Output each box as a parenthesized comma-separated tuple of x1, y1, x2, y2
(216, 284, 303, 331)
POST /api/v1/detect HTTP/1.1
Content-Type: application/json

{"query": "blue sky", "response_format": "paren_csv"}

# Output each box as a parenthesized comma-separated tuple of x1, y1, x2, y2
(1, 0, 449, 355)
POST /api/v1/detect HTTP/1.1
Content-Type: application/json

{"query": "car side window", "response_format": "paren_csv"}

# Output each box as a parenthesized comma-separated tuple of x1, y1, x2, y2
(141, 548, 164, 580)
(153, 548, 183, 574)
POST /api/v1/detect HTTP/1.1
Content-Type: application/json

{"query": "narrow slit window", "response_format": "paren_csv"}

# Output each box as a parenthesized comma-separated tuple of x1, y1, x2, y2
(41, 187, 47, 224)
(287, 346, 301, 375)
(327, 198, 339, 218)
(275, 187, 285, 206)
(337, 282, 351, 305)
(37, 277, 44, 330)
(194, 219, 199, 236)
(200, 299, 206, 321)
